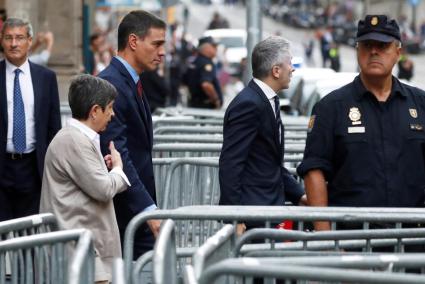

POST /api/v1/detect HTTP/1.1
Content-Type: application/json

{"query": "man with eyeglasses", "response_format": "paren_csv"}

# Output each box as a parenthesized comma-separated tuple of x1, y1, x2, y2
(298, 15, 425, 231)
(0, 18, 61, 222)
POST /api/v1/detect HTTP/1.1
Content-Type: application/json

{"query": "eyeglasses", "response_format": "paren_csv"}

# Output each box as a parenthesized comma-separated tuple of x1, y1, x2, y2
(357, 41, 396, 51)
(3, 35, 28, 43)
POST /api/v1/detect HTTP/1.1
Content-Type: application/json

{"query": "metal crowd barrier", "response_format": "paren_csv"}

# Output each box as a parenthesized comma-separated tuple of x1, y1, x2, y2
(187, 258, 425, 284)
(191, 224, 234, 281)
(0, 213, 58, 240)
(152, 219, 178, 284)
(154, 107, 225, 119)
(154, 134, 224, 145)
(154, 125, 308, 136)
(154, 126, 223, 135)
(153, 143, 222, 158)
(185, 227, 425, 284)
(0, 229, 94, 284)
(157, 157, 296, 209)
(153, 134, 306, 145)
(235, 228, 425, 256)
(153, 107, 309, 127)
(153, 157, 218, 205)
(123, 205, 425, 283)
(152, 117, 224, 129)
(112, 258, 126, 284)
(161, 157, 219, 209)
(152, 143, 305, 159)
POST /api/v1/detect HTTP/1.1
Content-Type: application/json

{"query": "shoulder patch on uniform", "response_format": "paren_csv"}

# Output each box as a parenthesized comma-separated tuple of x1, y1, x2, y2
(204, 64, 213, 72)
(308, 115, 316, 132)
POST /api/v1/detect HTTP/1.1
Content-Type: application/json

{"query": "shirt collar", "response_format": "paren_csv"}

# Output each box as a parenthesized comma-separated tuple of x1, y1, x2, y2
(253, 78, 277, 99)
(68, 118, 99, 142)
(353, 75, 406, 101)
(5, 59, 30, 76)
(115, 55, 140, 84)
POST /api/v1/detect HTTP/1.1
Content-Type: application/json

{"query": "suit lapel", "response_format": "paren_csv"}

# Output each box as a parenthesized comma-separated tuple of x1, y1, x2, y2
(248, 80, 281, 153)
(0, 61, 7, 134)
(111, 58, 152, 146)
(29, 62, 42, 134)
(141, 89, 153, 147)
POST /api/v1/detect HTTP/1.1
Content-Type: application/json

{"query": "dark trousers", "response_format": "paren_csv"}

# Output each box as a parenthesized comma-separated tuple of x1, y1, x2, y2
(118, 222, 155, 260)
(0, 152, 41, 221)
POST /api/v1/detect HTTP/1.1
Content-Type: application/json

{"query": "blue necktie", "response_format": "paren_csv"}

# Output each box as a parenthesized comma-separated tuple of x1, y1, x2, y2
(13, 69, 26, 153)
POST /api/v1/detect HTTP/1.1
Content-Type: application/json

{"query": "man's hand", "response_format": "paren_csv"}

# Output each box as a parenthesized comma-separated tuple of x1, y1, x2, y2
(147, 219, 162, 238)
(236, 223, 246, 236)
(314, 221, 331, 231)
(298, 194, 308, 206)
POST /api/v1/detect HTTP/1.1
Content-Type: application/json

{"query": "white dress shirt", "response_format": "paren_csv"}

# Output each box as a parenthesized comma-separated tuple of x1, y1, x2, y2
(6, 59, 35, 153)
(68, 118, 130, 186)
(253, 78, 278, 118)
(253, 78, 282, 142)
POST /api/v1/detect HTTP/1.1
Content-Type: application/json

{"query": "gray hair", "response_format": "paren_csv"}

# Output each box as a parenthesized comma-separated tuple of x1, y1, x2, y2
(68, 74, 117, 120)
(252, 36, 291, 79)
(1, 17, 33, 37)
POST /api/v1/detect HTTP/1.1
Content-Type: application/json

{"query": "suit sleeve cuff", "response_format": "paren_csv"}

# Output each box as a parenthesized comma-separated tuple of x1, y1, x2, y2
(143, 204, 157, 212)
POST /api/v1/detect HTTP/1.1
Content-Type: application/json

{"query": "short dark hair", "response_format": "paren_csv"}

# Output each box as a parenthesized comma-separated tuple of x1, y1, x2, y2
(90, 33, 101, 44)
(68, 74, 117, 120)
(117, 10, 166, 51)
(1, 17, 33, 37)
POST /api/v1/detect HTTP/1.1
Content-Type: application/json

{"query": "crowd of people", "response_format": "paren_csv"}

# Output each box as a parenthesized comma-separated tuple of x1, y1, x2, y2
(2, 5, 425, 283)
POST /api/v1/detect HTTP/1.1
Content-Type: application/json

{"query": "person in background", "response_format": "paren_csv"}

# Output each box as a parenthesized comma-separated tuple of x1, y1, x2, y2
(40, 74, 129, 283)
(0, 17, 61, 222)
(29, 31, 54, 66)
(207, 11, 229, 30)
(140, 62, 169, 113)
(184, 36, 223, 109)
(398, 47, 414, 81)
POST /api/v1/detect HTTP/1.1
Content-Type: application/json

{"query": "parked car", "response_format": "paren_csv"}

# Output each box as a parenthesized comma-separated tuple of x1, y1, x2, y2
(304, 72, 358, 116)
(288, 67, 336, 115)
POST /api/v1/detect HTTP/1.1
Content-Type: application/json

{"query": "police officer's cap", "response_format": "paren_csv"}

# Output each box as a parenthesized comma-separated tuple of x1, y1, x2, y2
(198, 36, 218, 47)
(356, 15, 401, 43)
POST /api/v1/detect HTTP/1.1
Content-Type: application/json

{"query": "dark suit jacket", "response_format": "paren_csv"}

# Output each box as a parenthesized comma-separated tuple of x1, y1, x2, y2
(0, 60, 61, 178)
(99, 57, 156, 232)
(219, 80, 304, 207)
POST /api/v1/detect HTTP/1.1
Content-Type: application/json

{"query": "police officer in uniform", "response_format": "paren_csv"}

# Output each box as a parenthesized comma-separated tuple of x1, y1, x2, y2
(297, 15, 425, 231)
(185, 36, 223, 109)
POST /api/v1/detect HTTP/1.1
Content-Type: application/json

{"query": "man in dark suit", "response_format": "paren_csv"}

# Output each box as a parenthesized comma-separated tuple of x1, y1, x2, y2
(99, 10, 165, 258)
(0, 18, 61, 221)
(219, 36, 306, 233)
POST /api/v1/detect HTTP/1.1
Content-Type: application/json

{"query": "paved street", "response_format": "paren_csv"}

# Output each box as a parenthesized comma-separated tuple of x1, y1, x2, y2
(178, 1, 425, 90)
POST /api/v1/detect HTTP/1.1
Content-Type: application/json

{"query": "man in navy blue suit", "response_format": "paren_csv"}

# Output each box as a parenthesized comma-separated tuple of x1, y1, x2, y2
(99, 10, 166, 258)
(0, 18, 61, 221)
(219, 36, 306, 233)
